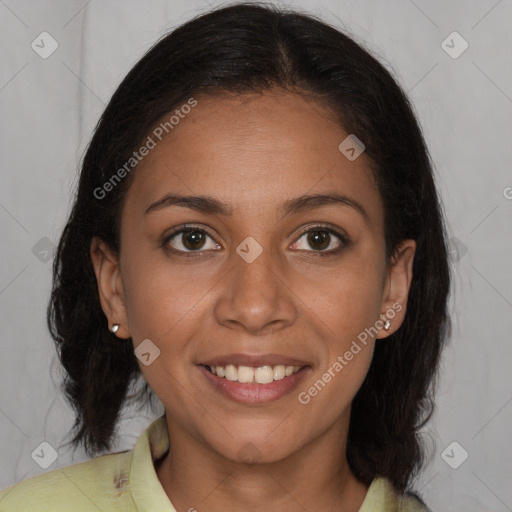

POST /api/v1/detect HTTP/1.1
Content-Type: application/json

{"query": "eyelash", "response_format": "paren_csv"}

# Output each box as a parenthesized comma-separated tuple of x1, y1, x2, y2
(161, 223, 350, 259)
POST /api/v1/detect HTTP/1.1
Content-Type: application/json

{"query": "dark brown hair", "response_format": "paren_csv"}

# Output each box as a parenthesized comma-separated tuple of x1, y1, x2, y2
(48, 1, 451, 495)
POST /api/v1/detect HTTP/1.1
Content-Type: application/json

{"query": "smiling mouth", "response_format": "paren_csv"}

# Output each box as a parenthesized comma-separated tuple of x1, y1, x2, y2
(202, 364, 305, 384)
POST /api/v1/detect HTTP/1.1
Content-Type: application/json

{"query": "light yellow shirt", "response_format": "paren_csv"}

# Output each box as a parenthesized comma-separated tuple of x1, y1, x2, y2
(0, 416, 429, 511)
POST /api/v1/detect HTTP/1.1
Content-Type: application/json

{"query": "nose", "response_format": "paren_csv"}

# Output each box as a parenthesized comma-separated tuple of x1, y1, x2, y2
(213, 243, 298, 335)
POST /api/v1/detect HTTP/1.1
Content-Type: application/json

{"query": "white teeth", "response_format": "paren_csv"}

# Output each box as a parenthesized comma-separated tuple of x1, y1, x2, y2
(273, 365, 286, 381)
(254, 366, 274, 384)
(225, 364, 238, 381)
(237, 365, 254, 383)
(206, 363, 303, 383)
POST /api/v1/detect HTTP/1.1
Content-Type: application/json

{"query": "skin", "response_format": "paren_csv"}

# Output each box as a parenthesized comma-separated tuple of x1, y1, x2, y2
(90, 89, 415, 512)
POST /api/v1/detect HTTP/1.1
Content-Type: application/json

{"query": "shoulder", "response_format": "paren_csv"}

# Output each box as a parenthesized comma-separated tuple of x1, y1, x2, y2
(0, 450, 136, 512)
(400, 489, 432, 512)
(360, 477, 431, 512)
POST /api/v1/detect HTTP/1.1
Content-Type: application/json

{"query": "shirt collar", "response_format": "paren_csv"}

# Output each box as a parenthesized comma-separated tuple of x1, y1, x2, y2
(128, 415, 406, 511)
(129, 415, 176, 511)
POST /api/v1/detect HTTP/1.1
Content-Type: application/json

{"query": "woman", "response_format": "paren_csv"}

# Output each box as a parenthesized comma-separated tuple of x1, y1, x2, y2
(0, 2, 450, 510)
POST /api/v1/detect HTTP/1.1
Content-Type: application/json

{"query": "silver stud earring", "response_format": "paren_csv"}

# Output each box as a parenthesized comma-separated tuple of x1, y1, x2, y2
(383, 319, 391, 331)
(111, 324, 120, 334)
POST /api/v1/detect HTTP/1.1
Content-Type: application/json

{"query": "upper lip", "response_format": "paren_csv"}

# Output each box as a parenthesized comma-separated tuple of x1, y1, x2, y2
(200, 353, 310, 368)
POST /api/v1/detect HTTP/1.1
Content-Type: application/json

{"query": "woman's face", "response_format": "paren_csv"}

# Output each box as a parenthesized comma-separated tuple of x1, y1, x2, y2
(92, 89, 415, 464)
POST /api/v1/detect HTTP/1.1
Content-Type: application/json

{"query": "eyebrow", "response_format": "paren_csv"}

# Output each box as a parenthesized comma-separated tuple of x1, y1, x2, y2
(144, 192, 369, 222)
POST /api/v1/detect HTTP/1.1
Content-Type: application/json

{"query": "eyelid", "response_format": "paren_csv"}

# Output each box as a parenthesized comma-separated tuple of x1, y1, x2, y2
(165, 223, 218, 241)
(293, 222, 349, 241)
(290, 223, 350, 256)
(162, 222, 350, 256)
(162, 223, 221, 255)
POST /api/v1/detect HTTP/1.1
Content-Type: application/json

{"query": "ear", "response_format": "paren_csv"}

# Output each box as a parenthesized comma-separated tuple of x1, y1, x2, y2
(90, 236, 131, 339)
(376, 239, 416, 339)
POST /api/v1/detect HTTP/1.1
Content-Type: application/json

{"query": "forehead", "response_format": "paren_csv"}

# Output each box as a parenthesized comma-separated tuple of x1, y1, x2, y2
(123, 90, 382, 226)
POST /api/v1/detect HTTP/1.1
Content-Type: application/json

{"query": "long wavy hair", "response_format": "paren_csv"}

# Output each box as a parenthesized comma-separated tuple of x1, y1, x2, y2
(47, 1, 451, 494)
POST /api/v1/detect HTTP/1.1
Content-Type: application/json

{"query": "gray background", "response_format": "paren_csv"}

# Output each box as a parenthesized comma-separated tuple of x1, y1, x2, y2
(1, 0, 511, 510)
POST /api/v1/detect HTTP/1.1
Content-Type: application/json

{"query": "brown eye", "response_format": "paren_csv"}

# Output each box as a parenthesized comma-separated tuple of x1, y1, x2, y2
(164, 226, 221, 254)
(181, 229, 207, 250)
(290, 226, 348, 255)
(307, 230, 330, 251)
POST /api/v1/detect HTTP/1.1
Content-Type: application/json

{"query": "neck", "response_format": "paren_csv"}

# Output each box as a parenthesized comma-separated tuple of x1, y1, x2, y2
(156, 418, 370, 512)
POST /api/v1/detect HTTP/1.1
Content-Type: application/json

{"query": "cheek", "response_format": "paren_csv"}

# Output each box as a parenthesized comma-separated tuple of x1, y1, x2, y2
(295, 258, 385, 341)
(121, 253, 206, 343)
(296, 268, 379, 418)
(120, 256, 204, 411)
(303, 343, 375, 428)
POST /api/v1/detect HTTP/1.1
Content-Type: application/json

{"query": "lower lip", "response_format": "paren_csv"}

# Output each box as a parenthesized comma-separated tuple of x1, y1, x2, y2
(198, 365, 311, 404)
